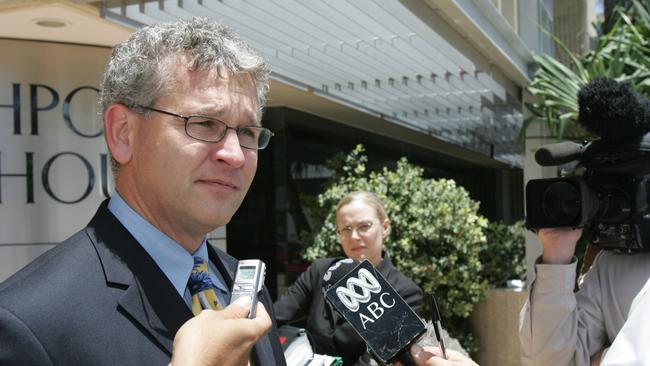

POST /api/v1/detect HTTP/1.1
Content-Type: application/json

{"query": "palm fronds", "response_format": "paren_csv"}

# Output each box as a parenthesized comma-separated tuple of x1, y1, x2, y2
(524, 0, 650, 140)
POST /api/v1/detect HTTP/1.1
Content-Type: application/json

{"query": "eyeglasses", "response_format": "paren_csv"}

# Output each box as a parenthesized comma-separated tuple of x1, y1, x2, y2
(337, 222, 374, 237)
(136, 105, 273, 150)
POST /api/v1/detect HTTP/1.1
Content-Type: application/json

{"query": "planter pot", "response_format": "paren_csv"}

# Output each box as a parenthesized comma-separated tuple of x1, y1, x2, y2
(469, 288, 529, 366)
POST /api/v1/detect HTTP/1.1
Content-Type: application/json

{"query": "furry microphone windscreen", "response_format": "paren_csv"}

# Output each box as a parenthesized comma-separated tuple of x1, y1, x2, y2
(578, 77, 650, 143)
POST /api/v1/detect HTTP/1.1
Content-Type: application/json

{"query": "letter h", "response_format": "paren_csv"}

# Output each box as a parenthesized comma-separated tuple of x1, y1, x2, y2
(0, 152, 34, 203)
(0, 83, 21, 135)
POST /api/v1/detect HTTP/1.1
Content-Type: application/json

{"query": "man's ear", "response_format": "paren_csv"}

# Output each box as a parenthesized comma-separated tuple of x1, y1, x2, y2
(104, 104, 135, 165)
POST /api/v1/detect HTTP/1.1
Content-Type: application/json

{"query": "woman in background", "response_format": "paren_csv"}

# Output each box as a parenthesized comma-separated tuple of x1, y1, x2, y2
(274, 191, 424, 365)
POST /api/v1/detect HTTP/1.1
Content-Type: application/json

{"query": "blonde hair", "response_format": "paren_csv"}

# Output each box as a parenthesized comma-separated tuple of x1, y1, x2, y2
(335, 191, 388, 221)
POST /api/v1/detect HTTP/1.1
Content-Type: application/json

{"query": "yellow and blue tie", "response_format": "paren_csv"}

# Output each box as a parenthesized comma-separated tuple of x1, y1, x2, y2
(188, 257, 254, 366)
(188, 256, 223, 315)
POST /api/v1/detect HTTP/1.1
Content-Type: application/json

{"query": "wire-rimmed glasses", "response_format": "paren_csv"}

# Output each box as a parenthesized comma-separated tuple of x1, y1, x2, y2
(136, 105, 273, 150)
(337, 222, 375, 237)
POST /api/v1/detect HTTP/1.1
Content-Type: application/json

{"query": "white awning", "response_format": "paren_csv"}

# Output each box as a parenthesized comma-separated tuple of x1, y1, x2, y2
(103, 0, 525, 167)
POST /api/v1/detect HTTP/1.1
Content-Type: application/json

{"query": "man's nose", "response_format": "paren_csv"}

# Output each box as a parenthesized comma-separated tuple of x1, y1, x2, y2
(213, 129, 246, 167)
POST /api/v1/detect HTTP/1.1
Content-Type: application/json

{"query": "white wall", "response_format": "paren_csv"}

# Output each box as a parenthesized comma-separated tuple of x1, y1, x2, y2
(0, 39, 115, 237)
(0, 39, 113, 282)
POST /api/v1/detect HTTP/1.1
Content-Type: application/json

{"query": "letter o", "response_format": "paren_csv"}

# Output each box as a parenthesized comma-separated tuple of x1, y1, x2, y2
(42, 152, 94, 204)
(63, 86, 102, 138)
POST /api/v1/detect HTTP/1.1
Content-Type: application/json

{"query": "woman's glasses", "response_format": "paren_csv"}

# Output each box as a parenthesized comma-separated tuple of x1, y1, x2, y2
(337, 222, 375, 237)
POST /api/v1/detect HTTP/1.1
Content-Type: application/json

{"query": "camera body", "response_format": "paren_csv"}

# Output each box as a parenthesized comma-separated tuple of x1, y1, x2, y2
(526, 135, 650, 251)
(525, 77, 650, 251)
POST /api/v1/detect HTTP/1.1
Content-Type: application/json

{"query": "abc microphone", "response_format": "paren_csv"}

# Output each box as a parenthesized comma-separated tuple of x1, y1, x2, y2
(323, 259, 426, 366)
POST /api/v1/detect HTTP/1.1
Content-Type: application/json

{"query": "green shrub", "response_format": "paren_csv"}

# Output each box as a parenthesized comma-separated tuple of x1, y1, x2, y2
(303, 145, 489, 353)
(480, 220, 526, 288)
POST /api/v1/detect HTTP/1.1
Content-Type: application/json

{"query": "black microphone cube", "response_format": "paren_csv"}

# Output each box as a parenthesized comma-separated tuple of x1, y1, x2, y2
(324, 260, 426, 365)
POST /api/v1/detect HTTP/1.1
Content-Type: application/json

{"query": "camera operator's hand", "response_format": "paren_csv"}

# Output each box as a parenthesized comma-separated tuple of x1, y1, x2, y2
(169, 296, 271, 366)
(538, 228, 583, 264)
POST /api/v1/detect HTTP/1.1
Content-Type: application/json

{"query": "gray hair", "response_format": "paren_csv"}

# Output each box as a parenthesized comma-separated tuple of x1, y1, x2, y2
(99, 17, 270, 117)
(100, 18, 270, 177)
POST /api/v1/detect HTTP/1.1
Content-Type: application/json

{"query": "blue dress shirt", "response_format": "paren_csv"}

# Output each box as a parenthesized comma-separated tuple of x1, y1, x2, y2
(107, 193, 229, 308)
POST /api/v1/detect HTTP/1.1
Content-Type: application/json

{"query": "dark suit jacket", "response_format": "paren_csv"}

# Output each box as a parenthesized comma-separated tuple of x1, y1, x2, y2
(274, 256, 423, 366)
(0, 201, 286, 366)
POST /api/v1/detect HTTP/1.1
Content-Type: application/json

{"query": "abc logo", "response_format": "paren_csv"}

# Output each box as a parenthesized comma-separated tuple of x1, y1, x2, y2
(336, 268, 396, 329)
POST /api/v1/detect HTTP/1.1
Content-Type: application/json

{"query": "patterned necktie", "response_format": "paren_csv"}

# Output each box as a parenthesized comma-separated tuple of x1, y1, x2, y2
(188, 256, 223, 315)
(188, 257, 254, 366)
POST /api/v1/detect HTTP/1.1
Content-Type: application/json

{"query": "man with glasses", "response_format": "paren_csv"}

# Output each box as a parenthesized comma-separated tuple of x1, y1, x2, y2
(0, 18, 285, 366)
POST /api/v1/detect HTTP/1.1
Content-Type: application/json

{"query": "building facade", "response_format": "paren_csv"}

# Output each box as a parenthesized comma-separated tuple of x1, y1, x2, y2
(0, 0, 553, 297)
(553, 0, 597, 68)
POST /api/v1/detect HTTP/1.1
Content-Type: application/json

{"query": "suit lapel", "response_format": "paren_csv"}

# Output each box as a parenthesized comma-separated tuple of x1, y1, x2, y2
(88, 202, 192, 355)
(208, 244, 235, 290)
(84, 202, 284, 364)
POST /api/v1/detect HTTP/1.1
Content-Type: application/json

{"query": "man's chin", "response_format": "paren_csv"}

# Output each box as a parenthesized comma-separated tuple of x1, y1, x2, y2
(201, 215, 233, 232)
(188, 206, 235, 232)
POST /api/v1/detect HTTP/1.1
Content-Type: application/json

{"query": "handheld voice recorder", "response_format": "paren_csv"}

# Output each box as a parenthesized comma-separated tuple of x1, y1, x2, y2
(229, 259, 266, 319)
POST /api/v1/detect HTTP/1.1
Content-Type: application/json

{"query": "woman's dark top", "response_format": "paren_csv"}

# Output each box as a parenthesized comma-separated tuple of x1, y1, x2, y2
(274, 255, 424, 365)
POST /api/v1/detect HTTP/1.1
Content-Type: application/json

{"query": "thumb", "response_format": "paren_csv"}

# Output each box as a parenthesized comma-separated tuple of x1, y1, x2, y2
(411, 344, 439, 363)
(218, 295, 252, 319)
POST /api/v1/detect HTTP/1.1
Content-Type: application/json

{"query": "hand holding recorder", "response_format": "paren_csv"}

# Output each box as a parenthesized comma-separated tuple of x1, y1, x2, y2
(170, 296, 272, 366)
(170, 259, 269, 366)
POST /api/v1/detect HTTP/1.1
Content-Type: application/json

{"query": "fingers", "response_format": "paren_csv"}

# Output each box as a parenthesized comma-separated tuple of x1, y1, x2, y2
(250, 302, 272, 336)
(217, 296, 253, 319)
(204, 298, 271, 341)
(410, 344, 438, 365)
(171, 299, 270, 366)
(425, 346, 444, 358)
(538, 227, 582, 264)
(539, 227, 583, 238)
(409, 345, 479, 366)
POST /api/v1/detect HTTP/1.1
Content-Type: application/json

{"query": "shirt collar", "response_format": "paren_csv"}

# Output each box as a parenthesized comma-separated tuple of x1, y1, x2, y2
(107, 192, 216, 298)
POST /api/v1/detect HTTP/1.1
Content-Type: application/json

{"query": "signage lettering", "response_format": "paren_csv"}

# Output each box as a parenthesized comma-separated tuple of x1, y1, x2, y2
(0, 152, 34, 203)
(42, 152, 94, 204)
(2, 83, 100, 137)
(30, 84, 58, 135)
(0, 152, 111, 204)
(63, 86, 101, 138)
(0, 83, 20, 135)
(0, 82, 111, 204)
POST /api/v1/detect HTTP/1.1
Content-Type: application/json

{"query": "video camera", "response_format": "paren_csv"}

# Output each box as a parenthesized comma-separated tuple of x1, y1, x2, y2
(526, 78, 650, 251)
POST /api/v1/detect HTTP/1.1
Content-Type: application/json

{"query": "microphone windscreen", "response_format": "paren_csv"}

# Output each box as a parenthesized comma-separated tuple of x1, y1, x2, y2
(535, 141, 585, 166)
(578, 77, 650, 143)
